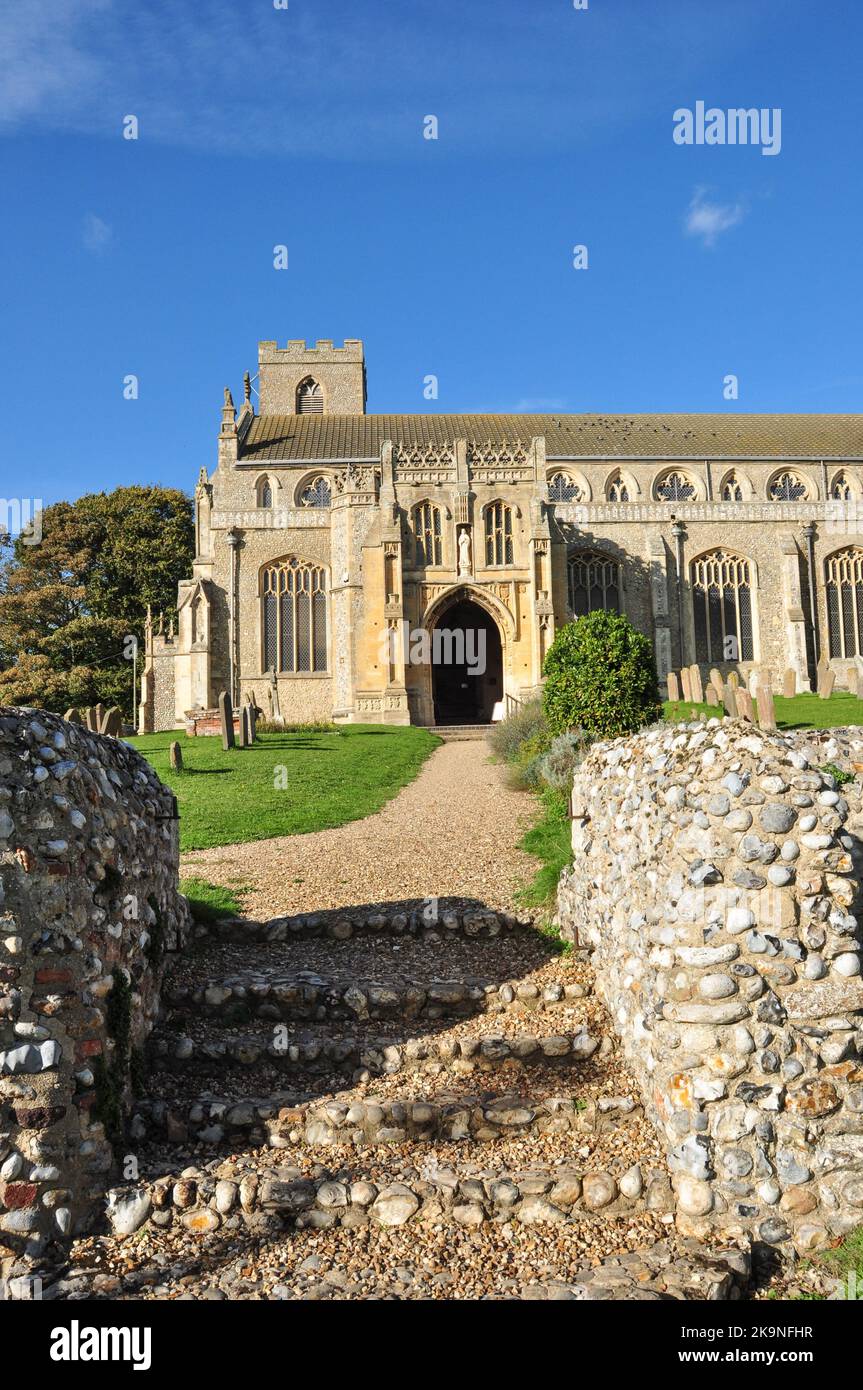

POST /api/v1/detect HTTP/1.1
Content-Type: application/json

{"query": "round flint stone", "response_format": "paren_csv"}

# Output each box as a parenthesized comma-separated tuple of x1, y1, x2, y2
(760, 804, 797, 834)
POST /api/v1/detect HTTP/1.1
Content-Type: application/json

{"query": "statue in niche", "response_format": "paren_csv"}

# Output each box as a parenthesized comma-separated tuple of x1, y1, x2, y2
(457, 525, 472, 577)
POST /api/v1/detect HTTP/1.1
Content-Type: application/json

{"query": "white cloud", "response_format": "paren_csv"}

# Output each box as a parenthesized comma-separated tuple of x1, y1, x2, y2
(82, 213, 112, 253)
(511, 397, 567, 412)
(683, 187, 746, 248)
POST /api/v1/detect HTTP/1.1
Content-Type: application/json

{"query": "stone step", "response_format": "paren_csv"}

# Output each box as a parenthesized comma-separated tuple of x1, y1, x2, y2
(130, 1085, 643, 1151)
(162, 969, 584, 1025)
(192, 903, 531, 945)
(420, 725, 494, 741)
(105, 1152, 674, 1239)
(148, 1024, 608, 1080)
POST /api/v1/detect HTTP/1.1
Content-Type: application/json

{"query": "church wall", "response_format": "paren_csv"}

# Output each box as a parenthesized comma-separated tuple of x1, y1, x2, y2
(153, 361, 863, 733)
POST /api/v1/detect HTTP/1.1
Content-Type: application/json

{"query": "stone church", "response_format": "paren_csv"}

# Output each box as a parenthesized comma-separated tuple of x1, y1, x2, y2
(139, 336, 863, 731)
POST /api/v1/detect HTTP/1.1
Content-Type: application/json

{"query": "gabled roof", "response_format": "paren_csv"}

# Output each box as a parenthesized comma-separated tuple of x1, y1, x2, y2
(237, 412, 863, 463)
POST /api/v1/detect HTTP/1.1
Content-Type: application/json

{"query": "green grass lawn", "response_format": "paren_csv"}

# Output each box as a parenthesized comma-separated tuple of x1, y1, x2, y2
(664, 690, 863, 731)
(129, 725, 439, 851)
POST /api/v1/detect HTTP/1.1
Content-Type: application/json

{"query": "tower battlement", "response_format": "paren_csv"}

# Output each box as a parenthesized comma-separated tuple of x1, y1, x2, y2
(257, 338, 366, 415)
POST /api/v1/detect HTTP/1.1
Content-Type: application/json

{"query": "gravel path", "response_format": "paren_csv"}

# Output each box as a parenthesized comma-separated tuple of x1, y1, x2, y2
(182, 739, 538, 920)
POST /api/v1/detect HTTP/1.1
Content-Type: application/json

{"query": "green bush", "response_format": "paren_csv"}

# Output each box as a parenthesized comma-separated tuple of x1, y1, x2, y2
(543, 611, 662, 738)
(506, 730, 552, 791)
(488, 696, 550, 764)
(538, 729, 588, 792)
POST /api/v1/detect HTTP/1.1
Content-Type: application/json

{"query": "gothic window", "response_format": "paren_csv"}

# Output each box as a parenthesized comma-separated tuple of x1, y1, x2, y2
(768, 471, 808, 501)
(720, 473, 743, 502)
(567, 551, 620, 617)
(484, 501, 513, 566)
(606, 475, 629, 502)
(257, 478, 273, 507)
(655, 471, 697, 502)
(299, 477, 332, 508)
(547, 472, 581, 502)
(297, 378, 324, 414)
(831, 472, 854, 500)
(261, 559, 328, 673)
(826, 548, 863, 658)
(691, 550, 755, 664)
(412, 501, 442, 566)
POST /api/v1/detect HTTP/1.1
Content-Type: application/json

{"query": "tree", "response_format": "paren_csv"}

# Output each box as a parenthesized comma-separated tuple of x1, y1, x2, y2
(542, 610, 662, 739)
(0, 486, 194, 716)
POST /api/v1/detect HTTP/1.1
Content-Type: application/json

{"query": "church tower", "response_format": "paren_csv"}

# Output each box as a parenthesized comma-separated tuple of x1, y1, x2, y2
(257, 338, 366, 415)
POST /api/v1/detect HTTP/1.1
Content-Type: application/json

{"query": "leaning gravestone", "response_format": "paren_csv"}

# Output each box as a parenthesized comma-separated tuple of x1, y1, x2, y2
(63, 707, 82, 724)
(219, 690, 235, 750)
(819, 668, 835, 700)
(706, 686, 719, 707)
(100, 706, 123, 736)
(680, 668, 692, 701)
(757, 682, 777, 729)
(689, 664, 703, 703)
(667, 671, 680, 702)
(728, 670, 740, 690)
(783, 668, 797, 698)
(722, 682, 736, 715)
(169, 740, 183, 771)
(709, 668, 723, 696)
(735, 688, 754, 722)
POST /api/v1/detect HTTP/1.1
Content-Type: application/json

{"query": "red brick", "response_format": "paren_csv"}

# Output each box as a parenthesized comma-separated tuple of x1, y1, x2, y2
(35, 968, 73, 986)
(3, 1183, 38, 1209)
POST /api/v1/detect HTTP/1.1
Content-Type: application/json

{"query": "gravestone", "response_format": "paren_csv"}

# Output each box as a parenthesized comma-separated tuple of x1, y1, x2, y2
(236, 704, 248, 747)
(680, 668, 692, 701)
(101, 706, 123, 736)
(169, 740, 183, 771)
(667, 672, 680, 702)
(816, 661, 829, 694)
(735, 688, 754, 722)
(849, 666, 859, 697)
(722, 682, 736, 715)
(85, 706, 99, 732)
(219, 690, 235, 750)
(689, 664, 704, 703)
(706, 686, 719, 707)
(728, 671, 740, 690)
(244, 695, 258, 743)
(709, 668, 724, 695)
(757, 683, 777, 729)
(819, 669, 835, 700)
(783, 668, 797, 698)
(63, 707, 82, 725)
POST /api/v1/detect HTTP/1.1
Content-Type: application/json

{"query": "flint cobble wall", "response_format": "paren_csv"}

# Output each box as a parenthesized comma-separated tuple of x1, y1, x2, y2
(558, 718, 863, 1255)
(0, 709, 190, 1268)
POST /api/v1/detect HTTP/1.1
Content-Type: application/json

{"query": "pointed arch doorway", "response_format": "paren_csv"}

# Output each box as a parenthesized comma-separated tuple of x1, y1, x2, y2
(431, 597, 503, 725)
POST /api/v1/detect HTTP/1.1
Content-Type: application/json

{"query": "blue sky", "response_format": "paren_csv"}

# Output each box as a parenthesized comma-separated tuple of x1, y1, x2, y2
(1, 0, 861, 507)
